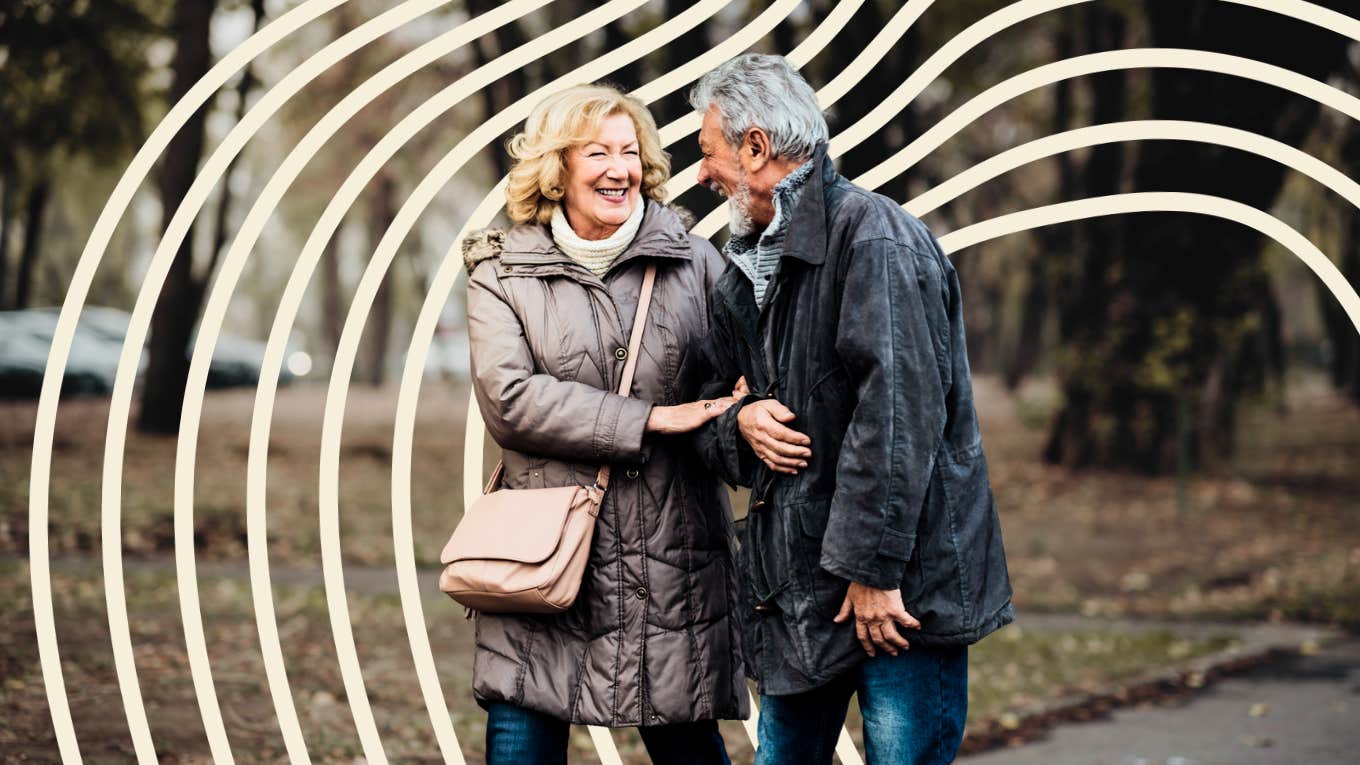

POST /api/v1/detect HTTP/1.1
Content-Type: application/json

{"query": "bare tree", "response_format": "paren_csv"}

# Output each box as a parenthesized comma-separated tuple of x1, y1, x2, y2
(359, 172, 397, 386)
(139, 0, 219, 434)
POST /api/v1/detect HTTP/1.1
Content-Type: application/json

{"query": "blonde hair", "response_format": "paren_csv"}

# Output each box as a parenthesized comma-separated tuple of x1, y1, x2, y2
(505, 83, 670, 225)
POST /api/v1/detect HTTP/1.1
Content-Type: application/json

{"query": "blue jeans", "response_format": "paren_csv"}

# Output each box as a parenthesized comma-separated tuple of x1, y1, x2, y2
(755, 645, 968, 765)
(481, 700, 732, 765)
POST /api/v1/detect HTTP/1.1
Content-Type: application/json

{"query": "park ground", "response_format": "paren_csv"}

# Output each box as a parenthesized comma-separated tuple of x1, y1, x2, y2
(1, 372, 1357, 763)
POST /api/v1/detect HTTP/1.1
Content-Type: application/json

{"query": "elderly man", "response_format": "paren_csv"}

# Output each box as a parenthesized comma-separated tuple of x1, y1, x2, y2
(690, 54, 1014, 765)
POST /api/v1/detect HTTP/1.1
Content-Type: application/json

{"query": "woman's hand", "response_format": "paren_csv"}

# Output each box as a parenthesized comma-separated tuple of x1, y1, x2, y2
(645, 397, 737, 434)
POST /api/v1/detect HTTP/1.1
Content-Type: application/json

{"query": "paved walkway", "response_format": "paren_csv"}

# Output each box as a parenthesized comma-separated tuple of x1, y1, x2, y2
(964, 635, 1360, 764)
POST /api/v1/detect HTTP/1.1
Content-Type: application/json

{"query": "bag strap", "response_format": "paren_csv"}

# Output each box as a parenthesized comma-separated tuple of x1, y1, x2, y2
(593, 262, 657, 492)
(484, 262, 659, 495)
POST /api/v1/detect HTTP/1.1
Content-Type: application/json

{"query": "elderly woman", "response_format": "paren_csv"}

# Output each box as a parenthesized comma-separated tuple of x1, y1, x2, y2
(462, 83, 748, 765)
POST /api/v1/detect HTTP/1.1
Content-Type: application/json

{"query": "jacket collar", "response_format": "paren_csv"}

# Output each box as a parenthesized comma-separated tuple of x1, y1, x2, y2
(780, 141, 836, 266)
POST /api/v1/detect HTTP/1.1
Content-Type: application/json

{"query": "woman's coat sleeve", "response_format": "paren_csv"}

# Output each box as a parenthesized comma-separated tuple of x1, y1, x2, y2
(466, 260, 653, 463)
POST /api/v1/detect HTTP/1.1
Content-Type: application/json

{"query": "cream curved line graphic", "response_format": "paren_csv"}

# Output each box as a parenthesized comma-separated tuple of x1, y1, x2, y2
(28, 1, 350, 762)
(660, 0, 935, 199)
(304, 3, 765, 762)
(93, 2, 459, 763)
(27, 2, 1360, 765)
(852, 47, 1360, 191)
(177, 3, 557, 763)
(419, 5, 1354, 765)
(686, 0, 1360, 233)
(830, 0, 1359, 153)
(691, 46, 1360, 238)
(666, 0, 1084, 198)
(905, 120, 1360, 218)
(934, 192, 1360, 332)
(653, 0, 871, 146)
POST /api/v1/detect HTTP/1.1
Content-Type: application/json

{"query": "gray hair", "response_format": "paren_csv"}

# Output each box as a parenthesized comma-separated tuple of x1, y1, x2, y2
(688, 53, 828, 162)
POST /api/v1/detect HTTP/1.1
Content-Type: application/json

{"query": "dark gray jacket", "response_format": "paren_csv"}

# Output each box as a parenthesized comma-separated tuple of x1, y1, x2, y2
(694, 143, 1013, 695)
(464, 202, 748, 725)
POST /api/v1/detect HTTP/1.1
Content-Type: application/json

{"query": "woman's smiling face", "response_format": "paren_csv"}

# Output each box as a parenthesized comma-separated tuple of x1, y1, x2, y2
(561, 112, 643, 240)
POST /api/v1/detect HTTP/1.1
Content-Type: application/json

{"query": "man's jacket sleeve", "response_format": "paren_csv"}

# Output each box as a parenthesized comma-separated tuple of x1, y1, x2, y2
(690, 241, 756, 488)
(820, 238, 948, 589)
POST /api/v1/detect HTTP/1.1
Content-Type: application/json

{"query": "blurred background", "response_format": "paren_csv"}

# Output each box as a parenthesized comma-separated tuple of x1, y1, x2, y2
(2, 1, 1358, 763)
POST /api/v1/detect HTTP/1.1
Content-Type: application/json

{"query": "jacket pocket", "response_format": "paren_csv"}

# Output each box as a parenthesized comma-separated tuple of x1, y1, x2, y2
(744, 505, 822, 681)
(932, 441, 991, 631)
(498, 453, 549, 490)
(790, 497, 849, 625)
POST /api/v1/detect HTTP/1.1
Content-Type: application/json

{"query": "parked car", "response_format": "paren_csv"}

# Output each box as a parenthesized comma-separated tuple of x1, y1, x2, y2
(0, 307, 302, 399)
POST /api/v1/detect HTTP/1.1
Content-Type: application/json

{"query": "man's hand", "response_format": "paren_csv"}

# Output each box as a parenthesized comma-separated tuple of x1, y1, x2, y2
(833, 582, 921, 657)
(736, 398, 811, 475)
(732, 376, 750, 398)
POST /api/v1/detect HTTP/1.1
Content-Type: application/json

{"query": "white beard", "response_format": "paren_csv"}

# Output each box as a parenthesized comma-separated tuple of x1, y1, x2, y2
(727, 176, 757, 238)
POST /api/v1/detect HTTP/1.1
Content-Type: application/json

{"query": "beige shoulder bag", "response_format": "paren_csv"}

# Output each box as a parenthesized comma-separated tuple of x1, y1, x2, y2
(439, 264, 658, 614)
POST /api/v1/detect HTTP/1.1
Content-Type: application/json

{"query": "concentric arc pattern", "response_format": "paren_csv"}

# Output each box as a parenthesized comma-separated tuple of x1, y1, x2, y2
(26, 2, 1360, 764)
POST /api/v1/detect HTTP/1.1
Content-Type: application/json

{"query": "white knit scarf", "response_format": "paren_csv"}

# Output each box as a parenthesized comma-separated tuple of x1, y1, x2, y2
(550, 197, 646, 276)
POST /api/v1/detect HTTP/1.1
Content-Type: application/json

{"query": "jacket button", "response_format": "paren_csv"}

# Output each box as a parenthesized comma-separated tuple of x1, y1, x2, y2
(614, 347, 628, 360)
(751, 499, 767, 511)
(625, 468, 639, 479)
(635, 586, 648, 599)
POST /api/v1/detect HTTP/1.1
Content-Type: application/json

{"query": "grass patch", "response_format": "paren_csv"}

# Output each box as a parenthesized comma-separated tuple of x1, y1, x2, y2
(3, 561, 1238, 764)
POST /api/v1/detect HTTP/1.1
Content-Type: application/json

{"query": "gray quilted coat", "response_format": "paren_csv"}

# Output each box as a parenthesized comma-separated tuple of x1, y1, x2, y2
(461, 201, 749, 726)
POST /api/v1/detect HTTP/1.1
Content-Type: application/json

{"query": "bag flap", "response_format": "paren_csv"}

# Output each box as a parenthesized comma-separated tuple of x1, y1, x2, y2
(440, 486, 587, 566)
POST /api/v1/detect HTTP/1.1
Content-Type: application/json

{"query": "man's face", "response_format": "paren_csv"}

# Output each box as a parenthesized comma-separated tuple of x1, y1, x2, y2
(696, 106, 758, 237)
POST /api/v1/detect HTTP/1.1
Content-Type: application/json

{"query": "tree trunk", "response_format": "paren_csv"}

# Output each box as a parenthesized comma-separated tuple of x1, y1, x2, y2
(1044, 4, 1128, 467)
(206, 0, 264, 279)
(14, 178, 50, 309)
(360, 174, 396, 386)
(1324, 198, 1360, 404)
(1325, 90, 1360, 405)
(467, 0, 529, 180)
(1005, 11, 1079, 391)
(0, 168, 13, 309)
(138, 0, 215, 435)
(319, 232, 344, 369)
